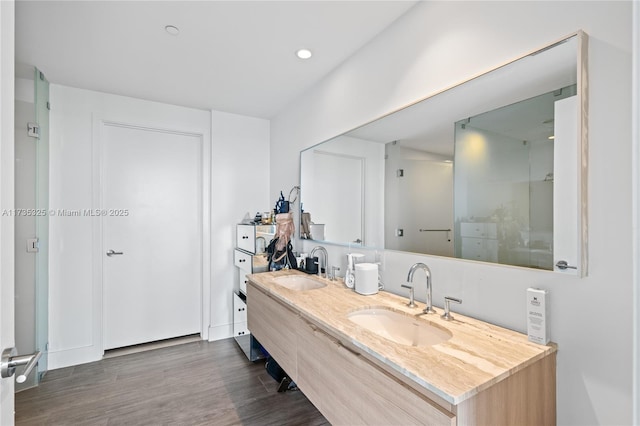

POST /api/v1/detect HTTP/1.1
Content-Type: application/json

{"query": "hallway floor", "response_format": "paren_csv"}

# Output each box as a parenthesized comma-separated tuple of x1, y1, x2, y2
(15, 338, 328, 425)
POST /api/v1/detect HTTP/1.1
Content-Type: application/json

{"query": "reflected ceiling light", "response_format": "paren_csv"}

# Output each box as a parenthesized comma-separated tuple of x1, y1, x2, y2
(296, 49, 312, 59)
(165, 25, 180, 36)
(548, 135, 555, 140)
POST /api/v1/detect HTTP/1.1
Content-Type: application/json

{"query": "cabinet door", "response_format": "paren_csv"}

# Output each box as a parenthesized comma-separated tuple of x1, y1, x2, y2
(297, 319, 367, 425)
(246, 283, 298, 381)
(297, 318, 455, 426)
(237, 224, 256, 254)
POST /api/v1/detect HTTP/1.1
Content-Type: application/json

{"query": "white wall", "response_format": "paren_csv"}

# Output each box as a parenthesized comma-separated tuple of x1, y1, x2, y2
(271, 2, 633, 424)
(48, 85, 216, 368)
(209, 110, 270, 340)
(633, 1, 640, 423)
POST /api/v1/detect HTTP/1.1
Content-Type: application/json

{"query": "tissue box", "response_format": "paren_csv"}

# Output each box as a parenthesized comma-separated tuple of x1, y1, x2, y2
(526, 288, 549, 345)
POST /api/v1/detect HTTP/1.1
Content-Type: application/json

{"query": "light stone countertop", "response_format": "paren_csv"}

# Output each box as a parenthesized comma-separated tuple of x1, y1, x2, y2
(247, 269, 557, 406)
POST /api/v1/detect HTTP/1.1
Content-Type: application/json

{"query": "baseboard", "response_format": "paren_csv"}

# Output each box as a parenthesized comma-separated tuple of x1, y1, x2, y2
(47, 345, 102, 370)
(208, 323, 233, 342)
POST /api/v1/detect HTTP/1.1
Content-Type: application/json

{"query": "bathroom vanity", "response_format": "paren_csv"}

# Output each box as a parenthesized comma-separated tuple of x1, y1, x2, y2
(247, 270, 556, 425)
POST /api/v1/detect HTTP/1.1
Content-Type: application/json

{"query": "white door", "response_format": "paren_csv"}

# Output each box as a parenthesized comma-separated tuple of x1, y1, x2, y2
(102, 123, 202, 350)
(311, 151, 364, 244)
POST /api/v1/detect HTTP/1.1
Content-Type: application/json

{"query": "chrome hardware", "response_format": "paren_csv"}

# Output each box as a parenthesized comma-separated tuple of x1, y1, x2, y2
(27, 122, 40, 138)
(310, 246, 329, 279)
(407, 263, 436, 314)
(419, 228, 452, 242)
(555, 260, 577, 270)
(106, 249, 124, 257)
(400, 284, 416, 308)
(330, 266, 340, 281)
(1, 347, 42, 383)
(441, 296, 462, 321)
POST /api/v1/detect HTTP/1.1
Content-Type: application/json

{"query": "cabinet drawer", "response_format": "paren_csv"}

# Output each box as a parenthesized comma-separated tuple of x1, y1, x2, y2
(234, 249, 252, 273)
(236, 224, 256, 254)
(233, 321, 249, 337)
(234, 249, 270, 274)
(233, 293, 247, 323)
(460, 222, 497, 239)
(238, 273, 249, 294)
(461, 237, 498, 262)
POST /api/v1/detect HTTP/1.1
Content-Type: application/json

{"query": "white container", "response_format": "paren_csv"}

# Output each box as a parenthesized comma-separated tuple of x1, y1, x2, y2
(309, 224, 325, 240)
(355, 263, 379, 295)
(526, 288, 549, 344)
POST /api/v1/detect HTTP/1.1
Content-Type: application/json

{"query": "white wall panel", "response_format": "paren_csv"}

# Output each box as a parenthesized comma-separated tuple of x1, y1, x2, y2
(209, 110, 270, 341)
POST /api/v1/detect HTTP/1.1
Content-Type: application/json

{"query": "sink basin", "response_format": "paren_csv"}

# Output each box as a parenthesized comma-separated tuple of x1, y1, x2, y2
(272, 275, 327, 291)
(347, 307, 452, 347)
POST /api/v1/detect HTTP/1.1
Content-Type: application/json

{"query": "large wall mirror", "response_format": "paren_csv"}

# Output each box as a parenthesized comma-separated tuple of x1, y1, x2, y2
(300, 31, 588, 276)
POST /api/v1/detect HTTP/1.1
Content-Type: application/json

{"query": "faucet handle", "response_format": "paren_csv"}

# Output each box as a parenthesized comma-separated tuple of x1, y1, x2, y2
(441, 296, 462, 321)
(330, 266, 340, 281)
(400, 284, 416, 308)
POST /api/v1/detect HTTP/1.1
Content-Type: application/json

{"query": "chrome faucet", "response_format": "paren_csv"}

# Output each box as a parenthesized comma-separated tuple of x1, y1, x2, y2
(407, 263, 436, 314)
(310, 246, 329, 279)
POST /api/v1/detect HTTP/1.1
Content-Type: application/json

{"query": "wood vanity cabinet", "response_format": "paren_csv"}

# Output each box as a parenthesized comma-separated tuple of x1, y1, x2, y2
(247, 280, 556, 426)
(246, 284, 298, 375)
(297, 317, 455, 425)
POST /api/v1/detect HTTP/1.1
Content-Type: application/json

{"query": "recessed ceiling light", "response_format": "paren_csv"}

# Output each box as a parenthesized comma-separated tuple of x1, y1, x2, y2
(548, 135, 555, 140)
(165, 25, 180, 36)
(296, 49, 312, 59)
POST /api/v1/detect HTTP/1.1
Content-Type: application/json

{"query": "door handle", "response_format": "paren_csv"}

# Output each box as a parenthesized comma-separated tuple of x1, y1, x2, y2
(107, 249, 124, 257)
(555, 260, 577, 270)
(1, 347, 42, 383)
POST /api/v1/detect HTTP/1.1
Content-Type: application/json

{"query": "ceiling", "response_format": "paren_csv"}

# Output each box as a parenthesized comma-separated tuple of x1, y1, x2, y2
(15, 1, 417, 119)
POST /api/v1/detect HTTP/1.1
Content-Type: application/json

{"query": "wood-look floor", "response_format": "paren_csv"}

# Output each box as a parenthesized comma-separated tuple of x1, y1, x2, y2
(16, 338, 329, 426)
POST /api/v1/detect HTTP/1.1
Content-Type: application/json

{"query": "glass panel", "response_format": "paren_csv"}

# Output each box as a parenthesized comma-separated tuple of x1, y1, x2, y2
(453, 85, 575, 270)
(34, 68, 49, 379)
(14, 67, 37, 390)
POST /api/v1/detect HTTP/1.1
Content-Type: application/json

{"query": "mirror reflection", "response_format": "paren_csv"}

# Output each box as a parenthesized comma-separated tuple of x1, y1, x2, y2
(300, 34, 585, 272)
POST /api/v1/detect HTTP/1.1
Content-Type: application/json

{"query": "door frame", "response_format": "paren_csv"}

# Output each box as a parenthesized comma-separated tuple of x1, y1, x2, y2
(92, 118, 211, 354)
(0, 0, 15, 422)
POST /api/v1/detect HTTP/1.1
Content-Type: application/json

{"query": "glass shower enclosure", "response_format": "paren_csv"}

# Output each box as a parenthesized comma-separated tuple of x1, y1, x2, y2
(14, 66, 49, 390)
(453, 85, 576, 270)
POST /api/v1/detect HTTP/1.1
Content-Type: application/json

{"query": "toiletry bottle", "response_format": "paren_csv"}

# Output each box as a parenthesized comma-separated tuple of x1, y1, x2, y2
(344, 254, 356, 288)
